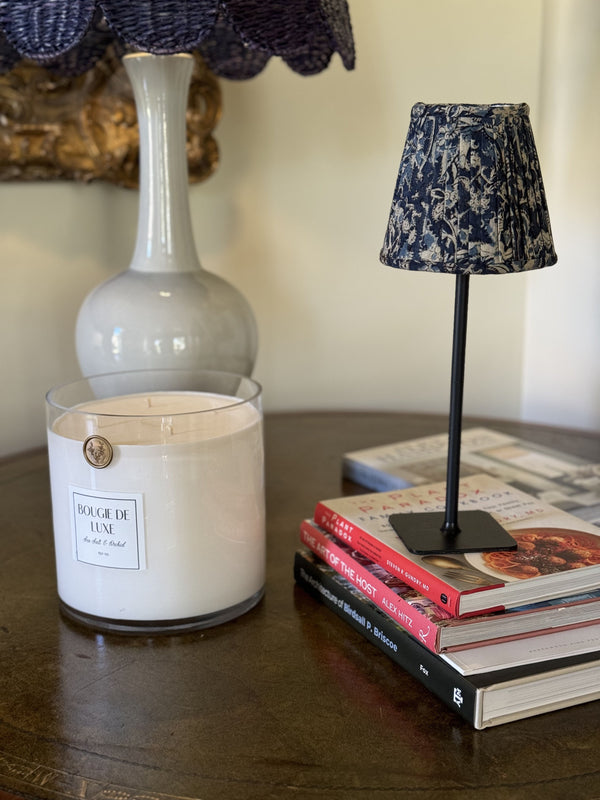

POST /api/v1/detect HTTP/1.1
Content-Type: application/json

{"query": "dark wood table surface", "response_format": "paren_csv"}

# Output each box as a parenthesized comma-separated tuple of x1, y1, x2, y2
(1, 412, 600, 800)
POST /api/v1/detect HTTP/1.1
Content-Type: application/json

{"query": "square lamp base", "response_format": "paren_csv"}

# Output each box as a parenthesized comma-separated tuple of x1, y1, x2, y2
(388, 510, 518, 555)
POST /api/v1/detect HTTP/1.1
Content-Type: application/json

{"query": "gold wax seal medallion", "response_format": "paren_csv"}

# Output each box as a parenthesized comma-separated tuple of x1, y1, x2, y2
(83, 436, 113, 469)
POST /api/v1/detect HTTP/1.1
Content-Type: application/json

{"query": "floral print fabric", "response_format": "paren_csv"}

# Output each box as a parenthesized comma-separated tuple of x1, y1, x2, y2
(380, 103, 557, 274)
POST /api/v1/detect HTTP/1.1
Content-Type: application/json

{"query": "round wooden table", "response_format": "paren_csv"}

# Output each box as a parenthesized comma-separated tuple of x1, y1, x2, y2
(0, 412, 599, 800)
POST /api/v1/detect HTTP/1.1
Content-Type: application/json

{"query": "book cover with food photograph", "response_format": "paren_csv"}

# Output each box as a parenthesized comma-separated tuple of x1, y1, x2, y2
(314, 474, 600, 617)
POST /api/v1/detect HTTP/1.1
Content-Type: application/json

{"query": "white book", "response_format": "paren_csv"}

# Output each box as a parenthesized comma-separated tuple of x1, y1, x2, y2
(442, 621, 600, 675)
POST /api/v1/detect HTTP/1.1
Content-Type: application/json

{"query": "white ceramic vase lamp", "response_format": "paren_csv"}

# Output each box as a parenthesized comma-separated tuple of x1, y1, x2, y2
(76, 53, 258, 377)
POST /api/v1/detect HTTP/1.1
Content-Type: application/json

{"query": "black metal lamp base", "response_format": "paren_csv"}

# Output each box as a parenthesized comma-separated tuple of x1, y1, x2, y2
(388, 509, 518, 555)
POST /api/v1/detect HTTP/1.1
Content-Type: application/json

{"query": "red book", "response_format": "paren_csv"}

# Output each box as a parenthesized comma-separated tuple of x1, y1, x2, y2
(300, 519, 600, 653)
(313, 474, 600, 618)
(301, 518, 448, 652)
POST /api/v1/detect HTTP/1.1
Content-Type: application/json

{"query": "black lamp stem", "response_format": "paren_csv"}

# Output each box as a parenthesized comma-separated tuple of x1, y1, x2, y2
(388, 271, 517, 553)
(443, 273, 470, 536)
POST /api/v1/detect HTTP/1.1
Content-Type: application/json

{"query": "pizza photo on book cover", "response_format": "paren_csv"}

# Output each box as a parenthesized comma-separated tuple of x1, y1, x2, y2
(468, 528, 597, 576)
(314, 473, 600, 617)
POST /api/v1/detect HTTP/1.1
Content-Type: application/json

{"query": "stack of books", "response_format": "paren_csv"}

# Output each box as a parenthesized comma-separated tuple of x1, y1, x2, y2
(294, 433, 600, 729)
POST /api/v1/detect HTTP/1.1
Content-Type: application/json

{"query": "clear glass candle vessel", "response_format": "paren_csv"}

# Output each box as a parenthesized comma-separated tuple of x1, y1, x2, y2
(46, 369, 265, 634)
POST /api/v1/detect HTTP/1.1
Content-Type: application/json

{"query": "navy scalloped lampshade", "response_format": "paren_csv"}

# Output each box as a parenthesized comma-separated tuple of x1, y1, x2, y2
(380, 103, 557, 275)
(0, 0, 355, 78)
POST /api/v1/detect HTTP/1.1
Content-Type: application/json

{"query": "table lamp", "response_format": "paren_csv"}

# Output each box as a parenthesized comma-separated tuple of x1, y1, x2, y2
(380, 102, 557, 555)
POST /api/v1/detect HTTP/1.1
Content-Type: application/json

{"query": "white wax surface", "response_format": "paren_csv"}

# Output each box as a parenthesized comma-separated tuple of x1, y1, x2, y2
(54, 391, 252, 445)
(47, 391, 265, 622)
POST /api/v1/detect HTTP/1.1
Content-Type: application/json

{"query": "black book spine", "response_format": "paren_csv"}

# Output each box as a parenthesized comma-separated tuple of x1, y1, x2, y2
(294, 551, 481, 727)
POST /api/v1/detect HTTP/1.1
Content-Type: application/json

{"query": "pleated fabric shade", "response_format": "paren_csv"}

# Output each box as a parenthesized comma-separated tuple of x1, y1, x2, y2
(380, 103, 557, 275)
(0, 0, 355, 78)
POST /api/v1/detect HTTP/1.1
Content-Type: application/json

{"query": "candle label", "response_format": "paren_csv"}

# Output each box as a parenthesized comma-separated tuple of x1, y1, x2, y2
(69, 486, 146, 570)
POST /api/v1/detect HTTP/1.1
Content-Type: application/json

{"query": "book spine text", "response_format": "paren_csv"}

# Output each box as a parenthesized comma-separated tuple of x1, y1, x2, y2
(314, 502, 463, 616)
(294, 551, 480, 727)
(300, 520, 442, 653)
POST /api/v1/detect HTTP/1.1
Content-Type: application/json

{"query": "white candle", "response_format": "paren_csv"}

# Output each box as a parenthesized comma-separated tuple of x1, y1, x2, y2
(47, 389, 265, 629)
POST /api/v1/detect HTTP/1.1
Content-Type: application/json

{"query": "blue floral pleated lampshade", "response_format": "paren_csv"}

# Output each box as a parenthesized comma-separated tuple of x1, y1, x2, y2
(380, 103, 557, 275)
(0, 0, 354, 79)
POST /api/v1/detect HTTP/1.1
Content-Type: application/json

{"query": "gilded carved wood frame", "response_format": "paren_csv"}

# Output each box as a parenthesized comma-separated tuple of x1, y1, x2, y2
(0, 49, 221, 188)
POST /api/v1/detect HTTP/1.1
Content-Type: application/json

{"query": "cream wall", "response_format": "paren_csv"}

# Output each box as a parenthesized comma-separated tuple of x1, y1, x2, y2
(0, 0, 598, 457)
(522, 0, 600, 430)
